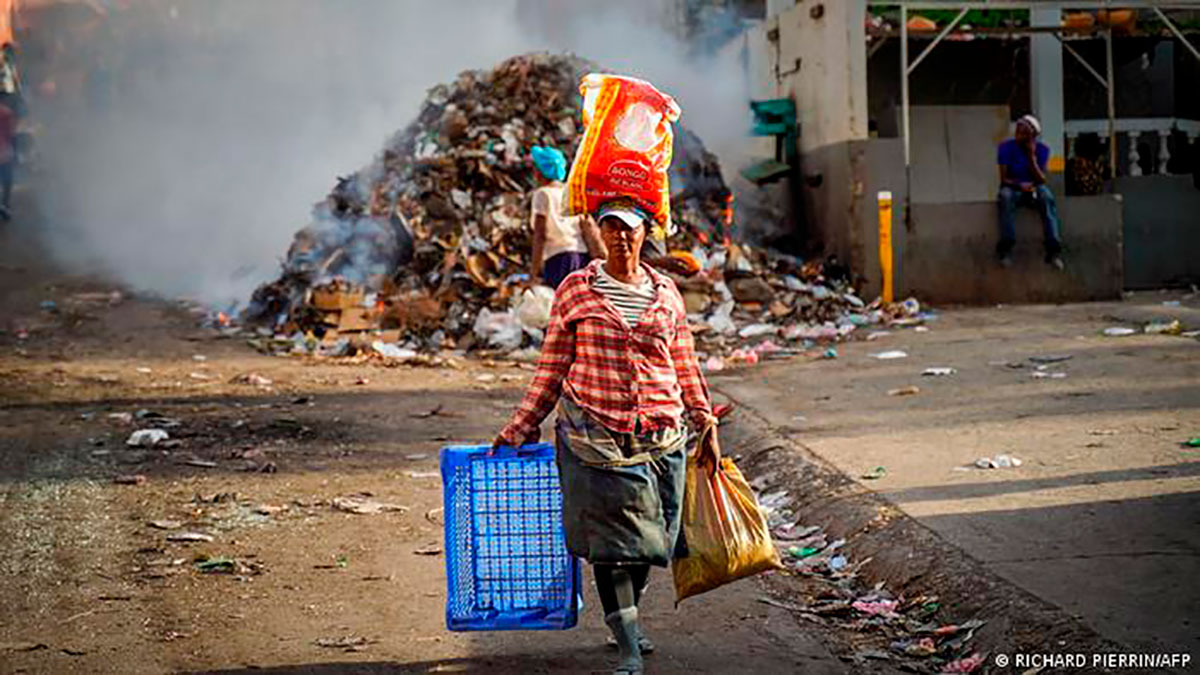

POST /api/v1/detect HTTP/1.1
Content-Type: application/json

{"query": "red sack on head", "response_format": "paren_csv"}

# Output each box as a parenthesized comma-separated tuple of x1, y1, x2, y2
(566, 74, 681, 239)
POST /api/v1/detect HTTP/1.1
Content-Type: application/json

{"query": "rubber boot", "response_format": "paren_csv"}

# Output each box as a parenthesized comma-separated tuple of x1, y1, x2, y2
(604, 607, 643, 675)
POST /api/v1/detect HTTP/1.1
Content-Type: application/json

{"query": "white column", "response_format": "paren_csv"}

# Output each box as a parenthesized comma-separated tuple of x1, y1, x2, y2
(1031, 8, 1065, 173)
(1129, 132, 1142, 176)
(1159, 131, 1171, 175)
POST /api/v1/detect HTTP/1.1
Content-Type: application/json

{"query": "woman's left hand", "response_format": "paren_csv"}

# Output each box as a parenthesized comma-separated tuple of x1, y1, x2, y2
(695, 422, 722, 475)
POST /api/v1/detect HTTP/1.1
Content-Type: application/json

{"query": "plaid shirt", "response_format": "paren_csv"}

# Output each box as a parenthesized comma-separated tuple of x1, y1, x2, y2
(500, 260, 714, 444)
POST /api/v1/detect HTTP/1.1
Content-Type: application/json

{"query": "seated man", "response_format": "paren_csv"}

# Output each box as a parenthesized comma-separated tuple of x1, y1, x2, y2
(996, 114, 1064, 269)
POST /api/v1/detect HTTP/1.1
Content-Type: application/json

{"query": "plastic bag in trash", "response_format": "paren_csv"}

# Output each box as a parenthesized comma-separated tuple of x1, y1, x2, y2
(516, 285, 556, 331)
(706, 301, 737, 336)
(473, 308, 523, 351)
(672, 442, 783, 603)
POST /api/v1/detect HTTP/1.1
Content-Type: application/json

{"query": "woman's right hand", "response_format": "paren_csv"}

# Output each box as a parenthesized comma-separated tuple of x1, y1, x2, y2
(490, 434, 509, 454)
(490, 427, 540, 455)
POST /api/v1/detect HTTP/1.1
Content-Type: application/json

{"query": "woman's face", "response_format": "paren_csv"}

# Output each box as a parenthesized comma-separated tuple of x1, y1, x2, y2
(599, 217, 645, 265)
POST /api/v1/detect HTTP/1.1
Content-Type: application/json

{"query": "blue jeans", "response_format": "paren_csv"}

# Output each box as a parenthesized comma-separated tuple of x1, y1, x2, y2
(997, 185, 1063, 259)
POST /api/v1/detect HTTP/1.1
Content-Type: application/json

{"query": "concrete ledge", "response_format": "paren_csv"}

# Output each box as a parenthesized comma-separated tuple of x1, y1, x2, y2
(900, 195, 1123, 305)
(722, 405, 1124, 659)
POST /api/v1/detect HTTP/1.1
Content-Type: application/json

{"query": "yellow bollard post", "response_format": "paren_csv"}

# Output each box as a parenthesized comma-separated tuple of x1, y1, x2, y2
(877, 191, 894, 303)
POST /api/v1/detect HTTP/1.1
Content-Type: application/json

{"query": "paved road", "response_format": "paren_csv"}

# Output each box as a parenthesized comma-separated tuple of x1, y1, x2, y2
(714, 298, 1200, 657)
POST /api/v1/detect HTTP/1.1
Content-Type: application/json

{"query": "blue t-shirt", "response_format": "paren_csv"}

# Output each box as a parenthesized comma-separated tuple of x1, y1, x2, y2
(997, 138, 1049, 184)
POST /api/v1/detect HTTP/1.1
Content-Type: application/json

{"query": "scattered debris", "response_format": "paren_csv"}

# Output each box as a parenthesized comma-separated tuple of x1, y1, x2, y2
(1031, 371, 1067, 379)
(108, 412, 134, 424)
(1029, 354, 1072, 364)
(407, 471, 440, 479)
(887, 385, 921, 396)
(148, 520, 183, 530)
(113, 474, 147, 485)
(852, 598, 900, 616)
(1102, 326, 1136, 337)
(870, 350, 909, 360)
(313, 635, 371, 652)
(182, 458, 218, 469)
(410, 404, 457, 419)
(1144, 319, 1182, 335)
(424, 507, 445, 525)
(126, 429, 170, 447)
(167, 532, 215, 543)
(231, 373, 273, 387)
(921, 367, 956, 376)
(332, 495, 408, 515)
(413, 544, 443, 556)
(860, 466, 887, 480)
(974, 455, 1022, 469)
(193, 556, 237, 573)
(373, 342, 419, 360)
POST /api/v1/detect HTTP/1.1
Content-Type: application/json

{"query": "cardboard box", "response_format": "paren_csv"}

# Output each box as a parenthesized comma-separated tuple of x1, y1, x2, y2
(312, 286, 365, 311)
(338, 308, 379, 332)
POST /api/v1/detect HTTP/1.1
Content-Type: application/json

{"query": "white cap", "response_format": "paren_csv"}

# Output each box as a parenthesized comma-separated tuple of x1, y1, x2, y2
(1018, 114, 1041, 135)
(596, 202, 649, 229)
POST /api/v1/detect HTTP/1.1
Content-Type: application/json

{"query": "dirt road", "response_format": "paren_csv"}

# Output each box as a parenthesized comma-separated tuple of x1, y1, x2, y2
(0, 212, 864, 674)
(4, 203, 1197, 673)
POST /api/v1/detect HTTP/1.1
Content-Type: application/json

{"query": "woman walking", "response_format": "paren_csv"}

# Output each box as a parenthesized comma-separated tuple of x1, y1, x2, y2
(494, 200, 721, 675)
(528, 145, 605, 288)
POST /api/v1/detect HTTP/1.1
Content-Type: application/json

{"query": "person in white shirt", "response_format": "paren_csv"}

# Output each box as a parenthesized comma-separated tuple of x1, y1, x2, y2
(530, 145, 605, 287)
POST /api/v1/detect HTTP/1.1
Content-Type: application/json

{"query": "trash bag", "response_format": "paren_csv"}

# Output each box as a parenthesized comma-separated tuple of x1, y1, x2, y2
(516, 285, 556, 331)
(672, 439, 782, 603)
(473, 308, 523, 351)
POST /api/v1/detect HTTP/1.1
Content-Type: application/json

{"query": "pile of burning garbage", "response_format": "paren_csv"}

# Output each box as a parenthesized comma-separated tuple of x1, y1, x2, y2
(241, 52, 923, 365)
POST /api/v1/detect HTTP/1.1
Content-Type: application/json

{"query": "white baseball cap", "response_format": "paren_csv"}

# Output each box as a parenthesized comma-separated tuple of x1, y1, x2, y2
(596, 202, 650, 229)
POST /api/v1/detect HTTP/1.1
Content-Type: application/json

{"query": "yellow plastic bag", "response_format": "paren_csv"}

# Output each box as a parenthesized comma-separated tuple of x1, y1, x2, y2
(672, 449, 783, 603)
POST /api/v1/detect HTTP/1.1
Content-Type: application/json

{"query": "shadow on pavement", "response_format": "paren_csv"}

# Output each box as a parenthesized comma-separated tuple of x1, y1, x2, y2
(918, 490, 1200, 657)
(884, 461, 1200, 503)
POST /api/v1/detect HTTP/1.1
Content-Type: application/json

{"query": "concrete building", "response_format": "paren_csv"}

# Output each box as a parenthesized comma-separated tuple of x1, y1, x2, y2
(726, 2, 1200, 304)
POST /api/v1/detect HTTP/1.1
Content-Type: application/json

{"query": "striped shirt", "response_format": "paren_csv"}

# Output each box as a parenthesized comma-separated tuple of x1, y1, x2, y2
(498, 259, 715, 443)
(594, 265, 657, 327)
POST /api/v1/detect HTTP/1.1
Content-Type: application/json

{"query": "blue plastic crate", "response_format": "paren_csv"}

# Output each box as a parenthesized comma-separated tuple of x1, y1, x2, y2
(440, 443, 582, 631)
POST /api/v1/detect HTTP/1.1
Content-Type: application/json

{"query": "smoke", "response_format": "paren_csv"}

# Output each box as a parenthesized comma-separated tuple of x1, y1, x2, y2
(28, 0, 751, 307)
